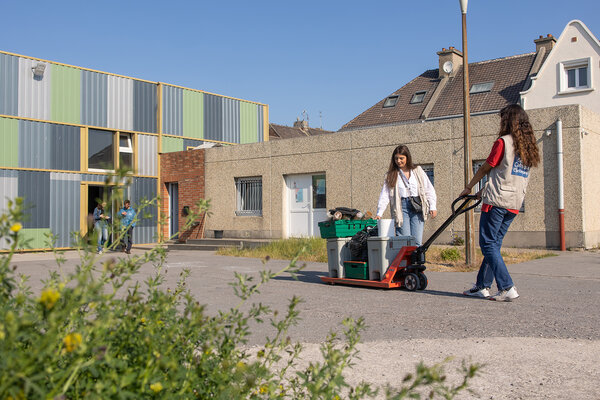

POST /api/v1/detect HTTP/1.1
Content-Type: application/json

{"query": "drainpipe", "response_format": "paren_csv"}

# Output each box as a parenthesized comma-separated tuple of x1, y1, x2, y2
(556, 119, 566, 251)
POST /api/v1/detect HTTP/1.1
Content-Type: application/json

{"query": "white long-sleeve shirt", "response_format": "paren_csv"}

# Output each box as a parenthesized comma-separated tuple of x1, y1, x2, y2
(376, 170, 437, 217)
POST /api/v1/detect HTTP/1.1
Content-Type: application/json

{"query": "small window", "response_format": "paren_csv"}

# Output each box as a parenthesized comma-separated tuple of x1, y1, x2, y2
(559, 58, 592, 93)
(88, 129, 115, 171)
(566, 65, 588, 89)
(235, 177, 262, 216)
(421, 164, 434, 186)
(470, 82, 494, 94)
(410, 91, 427, 104)
(119, 133, 133, 171)
(383, 95, 399, 108)
(312, 174, 326, 209)
(472, 160, 524, 212)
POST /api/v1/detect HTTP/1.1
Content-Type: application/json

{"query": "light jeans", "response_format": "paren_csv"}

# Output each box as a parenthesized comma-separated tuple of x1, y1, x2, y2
(95, 221, 108, 252)
(395, 197, 425, 246)
(475, 206, 517, 291)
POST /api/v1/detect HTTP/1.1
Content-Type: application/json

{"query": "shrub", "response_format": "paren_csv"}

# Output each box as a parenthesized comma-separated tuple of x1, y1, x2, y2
(0, 188, 479, 398)
(450, 233, 464, 246)
(440, 247, 462, 262)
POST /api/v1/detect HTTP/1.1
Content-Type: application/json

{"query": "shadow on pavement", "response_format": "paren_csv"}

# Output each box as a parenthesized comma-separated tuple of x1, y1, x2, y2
(272, 269, 327, 284)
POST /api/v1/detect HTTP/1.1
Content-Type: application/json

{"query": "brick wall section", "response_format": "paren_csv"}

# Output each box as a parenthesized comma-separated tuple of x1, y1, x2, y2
(160, 149, 206, 242)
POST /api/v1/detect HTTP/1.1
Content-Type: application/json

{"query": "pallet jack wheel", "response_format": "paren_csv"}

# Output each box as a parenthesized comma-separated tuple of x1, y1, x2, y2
(403, 273, 419, 291)
(417, 272, 428, 290)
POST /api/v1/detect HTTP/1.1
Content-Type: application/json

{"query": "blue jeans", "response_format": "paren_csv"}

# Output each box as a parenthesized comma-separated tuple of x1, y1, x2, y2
(95, 221, 108, 252)
(476, 206, 517, 291)
(395, 198, 425, 246)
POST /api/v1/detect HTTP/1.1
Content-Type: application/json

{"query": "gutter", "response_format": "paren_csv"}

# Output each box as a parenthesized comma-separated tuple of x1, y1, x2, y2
(556, 119, 566, 250)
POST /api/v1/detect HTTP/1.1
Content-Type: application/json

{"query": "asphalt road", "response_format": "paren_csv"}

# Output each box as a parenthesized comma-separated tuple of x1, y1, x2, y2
(10, 248, 599, 343)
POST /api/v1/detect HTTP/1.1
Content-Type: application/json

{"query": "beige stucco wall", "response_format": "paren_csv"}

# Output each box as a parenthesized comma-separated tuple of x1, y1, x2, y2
(581, 105, 600, 248)
(205, 104, 598, 248)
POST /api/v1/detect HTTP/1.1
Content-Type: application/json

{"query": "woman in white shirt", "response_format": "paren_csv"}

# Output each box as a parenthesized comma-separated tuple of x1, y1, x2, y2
(375, 145, 437, 246)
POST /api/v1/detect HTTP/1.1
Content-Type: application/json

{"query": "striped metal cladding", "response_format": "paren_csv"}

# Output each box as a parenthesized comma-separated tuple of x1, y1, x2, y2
(257, 105, 264, 142)
(18, 170, 51, 229)
(133, 80, 157, 133)
(137, 134, 157, 176)
(203, 94, 223, 141)
(0, 117, 18, 167)
(50, 172, 80, 248)
(162, 136, 183, 153)
(222, 97, 240, 144)
(18, 58, 51, 121)
(18, 120, 79, 170)
(81, 70, 108, 127)
(163, 85, 183, 136)
(239, 101, 257, 144)
(129, 177, 158, 244)
(183, 89, 203, 139)
(107, 75, 133, 131)
(0, 53, 18, 116)
(0, 169, 18, 249)
(51, 64, 81, 125)
(183, 138, 203, 150)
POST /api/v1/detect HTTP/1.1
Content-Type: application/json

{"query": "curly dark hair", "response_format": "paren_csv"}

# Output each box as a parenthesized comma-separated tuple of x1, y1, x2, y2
(385, 144, 414, 189)
(499, 104, 540, 168)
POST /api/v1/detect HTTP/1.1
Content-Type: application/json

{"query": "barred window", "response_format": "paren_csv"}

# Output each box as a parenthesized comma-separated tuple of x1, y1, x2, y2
(235, 177, 262, 216)
(421, 164, 434, 186)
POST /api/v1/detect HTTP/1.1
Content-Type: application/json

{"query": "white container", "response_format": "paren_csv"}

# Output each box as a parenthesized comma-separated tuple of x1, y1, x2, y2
(326, 237, 352, 278)
(377, 218, 395, 237)
(367, 236, 416, 280)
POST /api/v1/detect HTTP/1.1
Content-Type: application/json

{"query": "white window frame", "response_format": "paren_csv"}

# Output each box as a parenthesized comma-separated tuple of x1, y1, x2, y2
(119, 133, 134, 172)
(558, 58, 593, 94)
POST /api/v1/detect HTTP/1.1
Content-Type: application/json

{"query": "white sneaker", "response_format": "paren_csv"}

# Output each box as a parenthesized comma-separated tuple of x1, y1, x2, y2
(463, 285, 490, 298)
(490, 286, 519, 302)
(97, 250, 103, 255)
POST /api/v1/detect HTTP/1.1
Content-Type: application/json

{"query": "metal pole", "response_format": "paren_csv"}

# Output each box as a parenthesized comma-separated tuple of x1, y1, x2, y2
(462, 12, 475, 265)
(556, 119, 566, 251)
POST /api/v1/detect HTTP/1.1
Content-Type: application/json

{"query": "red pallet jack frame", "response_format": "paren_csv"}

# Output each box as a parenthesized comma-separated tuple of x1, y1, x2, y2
(320, 195, 481, 290)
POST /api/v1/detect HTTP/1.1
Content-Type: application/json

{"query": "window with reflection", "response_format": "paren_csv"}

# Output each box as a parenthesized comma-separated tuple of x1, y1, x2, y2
(88, 129, 114, 170)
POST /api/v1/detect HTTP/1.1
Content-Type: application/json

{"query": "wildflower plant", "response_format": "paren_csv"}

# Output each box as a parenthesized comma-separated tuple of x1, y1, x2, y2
(0, 172, 479, 399)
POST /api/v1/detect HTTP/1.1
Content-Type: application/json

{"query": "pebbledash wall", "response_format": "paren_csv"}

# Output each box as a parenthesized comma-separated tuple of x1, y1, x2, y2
(204, 104, 600, 249)
(0, 50, 267, 250)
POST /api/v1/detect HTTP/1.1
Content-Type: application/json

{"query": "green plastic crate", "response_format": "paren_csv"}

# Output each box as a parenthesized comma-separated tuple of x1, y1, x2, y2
(344, 261, 369, 280)
(318, 219, 377, 239)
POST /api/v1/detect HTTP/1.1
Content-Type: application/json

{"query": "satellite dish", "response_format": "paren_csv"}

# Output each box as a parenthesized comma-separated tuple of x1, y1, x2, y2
(443, 61, 454, 74)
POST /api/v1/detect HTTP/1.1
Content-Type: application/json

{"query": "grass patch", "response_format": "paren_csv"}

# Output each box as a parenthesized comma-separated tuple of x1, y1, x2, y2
(217, 237, 328, 262)
(217, 238, 558, 272)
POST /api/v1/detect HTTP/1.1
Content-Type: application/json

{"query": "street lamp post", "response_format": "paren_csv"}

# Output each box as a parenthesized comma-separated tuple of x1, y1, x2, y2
(460, 0, 475, 266)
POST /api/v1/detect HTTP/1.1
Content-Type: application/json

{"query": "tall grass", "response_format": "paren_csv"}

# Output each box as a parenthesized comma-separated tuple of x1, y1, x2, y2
(217, 237, 328, 262)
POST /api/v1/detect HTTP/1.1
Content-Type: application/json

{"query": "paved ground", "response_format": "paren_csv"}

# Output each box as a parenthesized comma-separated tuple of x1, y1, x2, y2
(8, 248, 600, 399)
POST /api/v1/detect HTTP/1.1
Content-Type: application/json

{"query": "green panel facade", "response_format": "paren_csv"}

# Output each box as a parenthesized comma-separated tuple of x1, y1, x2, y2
(162, 136, 184, 153)
(240, 102, 258, 144)
(18, 228, 52, 249)
(183, 89, 203, 139)
(51, 64, 81, 124)
(0, 117, 18, 167)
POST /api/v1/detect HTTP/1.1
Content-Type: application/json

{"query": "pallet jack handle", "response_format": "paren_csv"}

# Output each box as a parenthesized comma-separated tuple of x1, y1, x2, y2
(411, 195, 481, 265)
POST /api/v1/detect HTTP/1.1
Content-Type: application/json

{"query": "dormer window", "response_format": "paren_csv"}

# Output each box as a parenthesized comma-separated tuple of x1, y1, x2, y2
(470, 82, 494, 94)
(410, 91, 427, 104)
(383, 95, 399, 108)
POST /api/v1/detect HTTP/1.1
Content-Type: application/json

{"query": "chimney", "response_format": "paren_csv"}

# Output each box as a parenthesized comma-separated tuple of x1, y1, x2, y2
(534, 34, 556, 53)
(437, 46, 463, 78)
(293, 118, 309, 131)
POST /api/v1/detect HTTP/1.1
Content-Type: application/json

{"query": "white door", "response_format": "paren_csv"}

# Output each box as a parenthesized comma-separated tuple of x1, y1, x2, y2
(285, 174, 327, 237)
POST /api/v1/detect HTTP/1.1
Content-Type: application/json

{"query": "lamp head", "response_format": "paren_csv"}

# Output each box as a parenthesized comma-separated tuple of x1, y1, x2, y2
(32, 63, 46, 78)
(459, 0, 468, 14)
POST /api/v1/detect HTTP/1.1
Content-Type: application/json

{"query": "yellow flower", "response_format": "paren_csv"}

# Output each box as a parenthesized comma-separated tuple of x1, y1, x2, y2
(63, 332, 83, 352)
(39, 288, 60, 310)
(259, 385, 268, 394)
(236, 361, 247, 371)
(150, 382, 163, 393)
(140, 317, 146, 324)
(10, 223, 22, 233)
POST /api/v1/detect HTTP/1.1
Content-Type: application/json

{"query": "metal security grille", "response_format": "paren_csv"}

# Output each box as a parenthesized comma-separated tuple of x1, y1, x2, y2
(235, 177, 262, 216)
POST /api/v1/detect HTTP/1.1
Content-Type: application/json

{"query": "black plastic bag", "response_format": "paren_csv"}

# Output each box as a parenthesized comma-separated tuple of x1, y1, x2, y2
(347, 225, 378, 262)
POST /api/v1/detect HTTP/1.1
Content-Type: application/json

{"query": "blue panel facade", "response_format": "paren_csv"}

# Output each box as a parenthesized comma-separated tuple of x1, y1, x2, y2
(51, 124, 80, 171)
(19, 119, 51, 169)
(0, 53, 18, 116)
(49, 173, 80, 248)
(222, 97, 240, 144)
(133, 80, 157, 133)
(129, 177, 157, 244)
(163, 85, 183, 136)
(204, 94, 223, 141)
(81, 70, 107, 127)
(18, 170, 50, 229)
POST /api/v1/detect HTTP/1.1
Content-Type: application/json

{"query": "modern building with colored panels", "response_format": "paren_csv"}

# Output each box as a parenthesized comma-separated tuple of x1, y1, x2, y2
(0, 50, 268, 250)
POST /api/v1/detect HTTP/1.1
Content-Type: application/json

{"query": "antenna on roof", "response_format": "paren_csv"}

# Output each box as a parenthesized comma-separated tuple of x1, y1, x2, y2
(302, 109, 309, 124)
(319, 111, 323, 129)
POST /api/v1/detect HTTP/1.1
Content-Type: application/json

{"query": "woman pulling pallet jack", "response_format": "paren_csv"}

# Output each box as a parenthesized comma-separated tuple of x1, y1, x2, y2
(320, 195, 481, 290)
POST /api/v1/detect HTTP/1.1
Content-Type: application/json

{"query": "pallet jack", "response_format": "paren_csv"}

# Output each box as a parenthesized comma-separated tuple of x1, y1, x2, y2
(320, 195, 481, 290)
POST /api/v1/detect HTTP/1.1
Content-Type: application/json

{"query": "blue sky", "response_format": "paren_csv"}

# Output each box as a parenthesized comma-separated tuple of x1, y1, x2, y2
(2, 1, 599, 131)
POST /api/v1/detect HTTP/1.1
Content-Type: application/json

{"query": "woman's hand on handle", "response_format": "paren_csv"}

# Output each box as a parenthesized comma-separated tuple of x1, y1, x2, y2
(429, 210, 437, 218)
(459, 187, 471, 198)
(374, 215, 381, 220)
